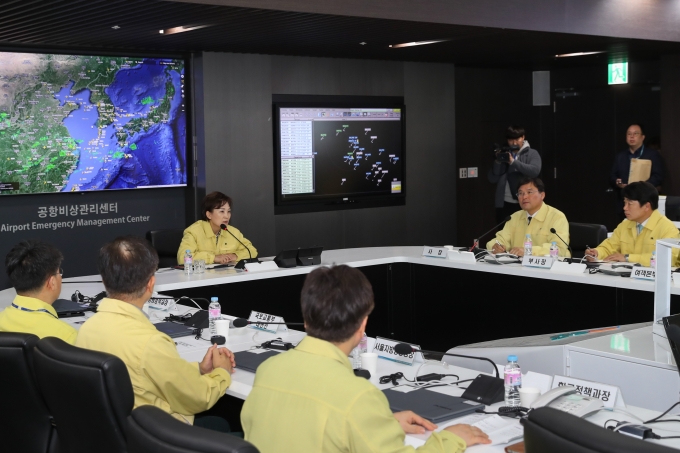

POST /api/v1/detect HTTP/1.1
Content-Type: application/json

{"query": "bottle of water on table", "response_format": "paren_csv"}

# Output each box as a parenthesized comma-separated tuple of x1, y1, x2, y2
(184, 249, 194, 275)
(504, 355, 522, 407)
(208, 296, 221, 336)
(524, 235, 532, 256)
(651, 251, 657, 268)
(549, 241, 559, 259)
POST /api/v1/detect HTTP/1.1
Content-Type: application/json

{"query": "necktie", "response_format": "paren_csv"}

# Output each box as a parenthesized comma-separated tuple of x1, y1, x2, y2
(637, 224, 642, 235)
(527, 217, 532, 225)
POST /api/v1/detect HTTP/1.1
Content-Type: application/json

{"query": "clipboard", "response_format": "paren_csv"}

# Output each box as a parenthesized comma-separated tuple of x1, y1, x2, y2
(628, 158, 651, 183)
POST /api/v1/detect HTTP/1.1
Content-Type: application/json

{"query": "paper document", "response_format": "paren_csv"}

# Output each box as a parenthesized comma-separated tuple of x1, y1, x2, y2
(455, 414, 523, 445)
(628, 158, 651, 183)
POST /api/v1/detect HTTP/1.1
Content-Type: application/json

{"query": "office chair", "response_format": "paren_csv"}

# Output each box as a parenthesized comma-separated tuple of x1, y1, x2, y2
(33, 337, 134, 453)
(665, 196, 680, 222)
(524, 407, 676, 453)
(146, 229, 185, 268)
(0, 332, 58, 453)
(569, 222, 608, 258)
(127, 406, 260, 453)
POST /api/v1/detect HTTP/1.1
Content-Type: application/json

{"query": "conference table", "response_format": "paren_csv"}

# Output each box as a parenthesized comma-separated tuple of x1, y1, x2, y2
(2, 246, 674, 353)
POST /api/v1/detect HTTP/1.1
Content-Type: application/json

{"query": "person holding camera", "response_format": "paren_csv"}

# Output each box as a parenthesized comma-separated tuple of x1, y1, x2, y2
(488, 126, 542, 223)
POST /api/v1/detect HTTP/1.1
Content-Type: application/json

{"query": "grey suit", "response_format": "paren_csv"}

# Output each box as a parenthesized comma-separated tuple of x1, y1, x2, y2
(488, 146, 542, 208)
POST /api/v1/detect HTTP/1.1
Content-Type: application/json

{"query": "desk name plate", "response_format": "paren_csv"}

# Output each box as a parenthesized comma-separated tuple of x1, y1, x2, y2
(147, 297, 176, 311)
(552, 374, 622, 409)
(630, 266, 655, 281)
(522, 256, 554, 269)
(422, 246, 448, 259)
(247, 310, 287, 334)
(373, 336, 422, 366)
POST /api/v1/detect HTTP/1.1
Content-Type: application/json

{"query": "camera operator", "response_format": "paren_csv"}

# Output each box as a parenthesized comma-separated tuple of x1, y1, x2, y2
(488, 125, 542, 223)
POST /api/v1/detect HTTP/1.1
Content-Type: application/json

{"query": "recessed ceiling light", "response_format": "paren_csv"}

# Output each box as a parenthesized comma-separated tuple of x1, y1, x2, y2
(359, 42, 367, 46)
(159, 25, 209, 35)
(389, 40, 446, 49)
(111, 25, 120, 30)
(555, 51, 605, 58)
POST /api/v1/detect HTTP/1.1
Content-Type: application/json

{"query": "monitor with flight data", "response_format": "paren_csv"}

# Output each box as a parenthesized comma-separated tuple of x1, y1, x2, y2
(0, 51, 187, 196)
(273, 95, 405, 214)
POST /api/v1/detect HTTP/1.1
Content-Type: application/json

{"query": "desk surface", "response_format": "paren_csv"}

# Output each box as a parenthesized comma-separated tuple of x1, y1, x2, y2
(0, 245, 673, 312)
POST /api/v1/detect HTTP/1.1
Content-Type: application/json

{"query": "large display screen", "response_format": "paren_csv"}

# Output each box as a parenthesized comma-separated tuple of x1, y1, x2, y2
(0, 52, 187, 195)
(274, 96, 405, 213)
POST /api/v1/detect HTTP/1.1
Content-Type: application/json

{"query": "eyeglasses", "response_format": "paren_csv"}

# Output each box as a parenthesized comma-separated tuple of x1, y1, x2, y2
(516, 190, 538, 197)
(56, 268, 63, 277)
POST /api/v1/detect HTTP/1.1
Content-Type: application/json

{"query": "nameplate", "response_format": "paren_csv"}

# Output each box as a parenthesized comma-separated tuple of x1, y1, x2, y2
(522, 256, 554, 269)
(244, 261, 279, 272)
(147, 297, 176, 311)
(422, 246, 448, 259)
(373, 336, 422, 366)
(447, 250, 477, 264)
(552, 375, 622, 409)
(247, 310, 286, 334)
(630, 266, 655, 281)
(550, 261, 587, 275)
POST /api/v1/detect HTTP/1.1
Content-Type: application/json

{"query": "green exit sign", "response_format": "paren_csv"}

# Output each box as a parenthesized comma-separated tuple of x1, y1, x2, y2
(608, 62, 628, 85)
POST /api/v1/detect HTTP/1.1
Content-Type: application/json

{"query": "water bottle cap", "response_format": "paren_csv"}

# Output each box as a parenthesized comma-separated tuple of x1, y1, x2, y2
(552, 241, 557, 245)
(526, 234, 530, 238)
(210, 297, 218, 302)
(186, 249, 191, 253)
(507, 355, 518, 361)
(652, 251, 656, 255)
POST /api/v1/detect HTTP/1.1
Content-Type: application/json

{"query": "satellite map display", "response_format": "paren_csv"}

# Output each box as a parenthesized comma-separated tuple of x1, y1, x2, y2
(0, 52, 186, 195)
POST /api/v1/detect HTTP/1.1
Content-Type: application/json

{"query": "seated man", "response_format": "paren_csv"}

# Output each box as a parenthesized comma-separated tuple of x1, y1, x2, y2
(76, 236, 235, 428)
(0, 240, 76, 344)
(241, 265, 490, 452)
(586, 182, 679, 266)
(487, 177, 570, 257)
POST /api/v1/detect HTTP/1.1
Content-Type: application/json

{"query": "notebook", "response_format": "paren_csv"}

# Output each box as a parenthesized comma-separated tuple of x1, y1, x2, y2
(383, 387, 484, 424)
(234, 350, 281, 373)
(53, 298, 90, 318)
(155, 321, 196, 338)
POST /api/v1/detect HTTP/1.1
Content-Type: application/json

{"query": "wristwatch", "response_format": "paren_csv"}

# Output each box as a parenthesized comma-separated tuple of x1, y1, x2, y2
(624, 254, 630, 262)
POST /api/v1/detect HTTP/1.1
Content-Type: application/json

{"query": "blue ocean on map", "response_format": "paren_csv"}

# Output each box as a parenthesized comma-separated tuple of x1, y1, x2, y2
(52, 59, 186, 192)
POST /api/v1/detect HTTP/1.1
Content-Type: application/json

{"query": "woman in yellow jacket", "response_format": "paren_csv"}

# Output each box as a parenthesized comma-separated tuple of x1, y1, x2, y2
(177, 192, 257, 264)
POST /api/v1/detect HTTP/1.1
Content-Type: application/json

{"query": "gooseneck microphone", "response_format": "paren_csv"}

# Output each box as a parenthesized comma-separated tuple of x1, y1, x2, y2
(220, 223, 259, 267)
(232, 317, 305, 328)
(549, 228, 574, 262)
(469, 216, 512, 252)
(393, 343, 500, 378)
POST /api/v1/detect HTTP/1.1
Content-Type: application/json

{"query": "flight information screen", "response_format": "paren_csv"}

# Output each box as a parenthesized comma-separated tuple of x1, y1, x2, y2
(0, 52, 187, 195)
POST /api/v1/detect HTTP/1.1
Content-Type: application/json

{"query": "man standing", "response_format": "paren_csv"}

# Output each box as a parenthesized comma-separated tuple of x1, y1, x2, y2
(76, 236, 235, 429)
(586, 182, 679, 266)
(241, 265, 490, 453)
(488, 125, 542, 223)
(0, 240, 76, 344)
(487, 177, 570, 257)
(610, 124, 664, 220)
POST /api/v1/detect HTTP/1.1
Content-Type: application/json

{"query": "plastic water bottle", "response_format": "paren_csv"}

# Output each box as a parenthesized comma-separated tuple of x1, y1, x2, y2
(184, 249, 193, 275)
(504, 355, 522, 407)
(524, 235, 533, 256)
(651, 251, 657, 268)
(549, 242, 559, 259)
(208, 297, 221, 336)
(352, 333, 368, 368)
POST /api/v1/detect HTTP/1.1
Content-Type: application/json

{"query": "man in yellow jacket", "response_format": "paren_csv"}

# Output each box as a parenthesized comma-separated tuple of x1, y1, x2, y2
(241, 265, 490, 452)
(586, 182, 679, 266)
(0, 240, 76, 344)
(77, 236, 235, 430)
(487, 177, 570, 257)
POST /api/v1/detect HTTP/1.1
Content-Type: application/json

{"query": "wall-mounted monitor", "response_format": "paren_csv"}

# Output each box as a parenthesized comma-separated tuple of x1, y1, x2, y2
(0, 52, 187, 196)
(273, 95, 405, 214)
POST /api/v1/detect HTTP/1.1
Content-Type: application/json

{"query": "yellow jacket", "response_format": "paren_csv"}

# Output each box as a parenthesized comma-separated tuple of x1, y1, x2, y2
(76, 298, 230, 424)
(177, 220, 257, 264)
(487, 202, 570, 257)
(594, 210, 680, 266)
(0, 295, 77, 344)
(241, 336, 465, 453)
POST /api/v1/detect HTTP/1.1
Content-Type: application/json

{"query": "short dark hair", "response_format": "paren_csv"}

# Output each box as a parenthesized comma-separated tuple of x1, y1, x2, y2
(506, 125, 525, 139)
(98, 236, 159, 299)
(518, 176, 545, 193)
(627, 123, 646, 136)
(5, 240, 63, 293)
(201, 192, 233, 221)
(622, 181, 658, 210)
(301, 265, 375, 343)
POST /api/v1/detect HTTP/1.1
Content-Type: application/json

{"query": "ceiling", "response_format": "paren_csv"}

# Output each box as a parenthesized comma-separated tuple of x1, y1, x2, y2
(1, 0, 680, 68)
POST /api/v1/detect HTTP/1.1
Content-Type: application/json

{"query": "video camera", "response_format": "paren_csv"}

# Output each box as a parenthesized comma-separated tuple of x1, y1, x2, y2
(492, 143, 520, 163)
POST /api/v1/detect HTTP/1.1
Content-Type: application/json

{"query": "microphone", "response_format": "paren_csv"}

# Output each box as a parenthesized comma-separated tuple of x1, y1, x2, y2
(469, 216, 511, 252)
(394, 343, 504, 405)
(549, 228, 574, 262)
(220, 223, 259, 268)
(232, 317, 305, 328)
(393, 343, 499, 378)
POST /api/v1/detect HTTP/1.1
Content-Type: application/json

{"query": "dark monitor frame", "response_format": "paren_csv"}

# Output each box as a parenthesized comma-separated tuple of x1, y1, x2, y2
(273, 94, 405, 215)
(662, 313, 680, 369)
